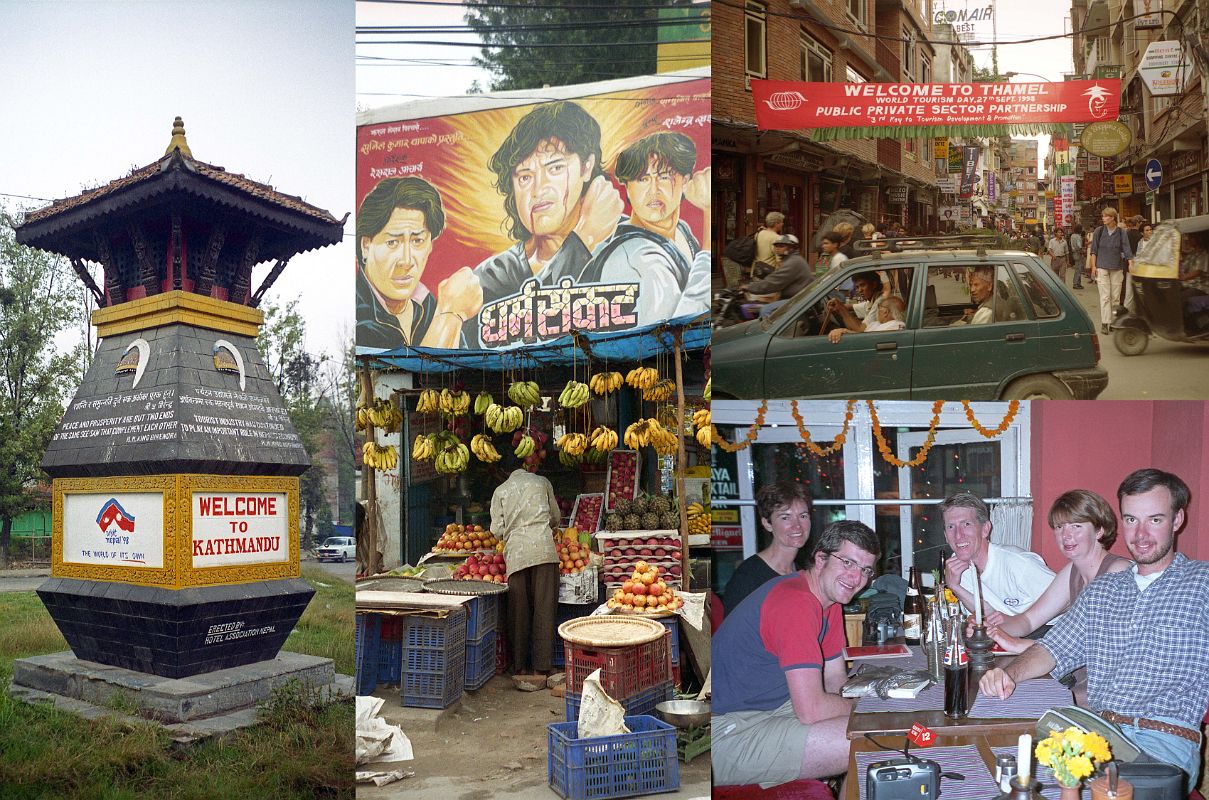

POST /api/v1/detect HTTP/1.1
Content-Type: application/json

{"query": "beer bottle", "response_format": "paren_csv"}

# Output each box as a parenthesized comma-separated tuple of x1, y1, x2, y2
(924, 596, 945, 682)
(904, 566, 923, 645)
(943, 611, 970, 718)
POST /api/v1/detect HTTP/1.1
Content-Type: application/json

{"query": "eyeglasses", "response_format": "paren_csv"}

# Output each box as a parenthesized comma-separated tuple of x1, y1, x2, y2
(825, 552, 876, 579)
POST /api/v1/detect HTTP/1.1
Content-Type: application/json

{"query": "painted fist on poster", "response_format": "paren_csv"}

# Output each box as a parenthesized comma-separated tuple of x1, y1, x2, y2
(573, 175, 623, 251)
(684, 167, 711, 211)
(436, 266, 484, 322)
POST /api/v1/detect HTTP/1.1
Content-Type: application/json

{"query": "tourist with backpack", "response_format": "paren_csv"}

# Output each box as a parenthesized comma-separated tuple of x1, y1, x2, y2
(1087, 207, 1134, 335)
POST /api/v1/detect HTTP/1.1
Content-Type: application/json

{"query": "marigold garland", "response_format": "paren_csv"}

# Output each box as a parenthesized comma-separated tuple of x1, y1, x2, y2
(790, 399, 856, 456)
(711, 399, 768, 452)
(870, 400, 945, 468)
(962, 399, 1021, 437)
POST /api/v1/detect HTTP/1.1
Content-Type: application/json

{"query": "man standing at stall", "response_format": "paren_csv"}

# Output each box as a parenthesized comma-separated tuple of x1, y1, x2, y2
(713, 520, 880, 788)
(490, 460, 561, 687)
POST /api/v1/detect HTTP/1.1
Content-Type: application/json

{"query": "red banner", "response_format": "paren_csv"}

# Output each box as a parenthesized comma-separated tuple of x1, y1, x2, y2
(751, 80, 1122, 129)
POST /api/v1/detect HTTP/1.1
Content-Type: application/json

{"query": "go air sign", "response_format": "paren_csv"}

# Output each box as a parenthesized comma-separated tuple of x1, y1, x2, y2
(751, 80, 1121, 129)
(1139, 41, 1194, 96)
(192, 493, 289, 568)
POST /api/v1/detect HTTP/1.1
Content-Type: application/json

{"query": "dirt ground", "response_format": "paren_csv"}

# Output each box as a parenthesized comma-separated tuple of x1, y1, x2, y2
(358, 674, 711, 799)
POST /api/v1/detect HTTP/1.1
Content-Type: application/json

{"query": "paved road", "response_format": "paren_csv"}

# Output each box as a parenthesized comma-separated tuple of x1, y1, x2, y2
(1067, 277, 1209, 399)
(306, 557, 356, 583)
(0, 576, 47, 593)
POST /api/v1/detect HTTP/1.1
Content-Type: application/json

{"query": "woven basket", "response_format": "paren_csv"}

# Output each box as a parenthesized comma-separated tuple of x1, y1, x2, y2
(557, 615, 665, 647)
(423, 578, 509, 596)
(357, 577, 424, 593)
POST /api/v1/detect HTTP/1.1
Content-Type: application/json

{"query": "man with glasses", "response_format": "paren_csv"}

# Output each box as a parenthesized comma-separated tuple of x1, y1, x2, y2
(941, 491, 1054, 622)
(713, 520, 880, 788)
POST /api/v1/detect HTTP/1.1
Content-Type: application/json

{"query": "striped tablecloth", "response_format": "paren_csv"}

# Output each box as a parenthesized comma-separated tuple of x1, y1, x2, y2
(856, 745, 998, 800)
(855, 675, 1071, 717)
(991, 746, 1063, 800)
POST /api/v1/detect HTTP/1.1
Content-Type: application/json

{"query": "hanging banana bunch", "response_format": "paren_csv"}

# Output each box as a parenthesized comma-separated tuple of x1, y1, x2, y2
(357, 397, 402, 433)
(588, 425, 618, 452)
(703, 376, 711, 402)
(559, 450, 583, 468)
(692, 408, 712, 449)
(641, 378, 676, 402)
(411, 433, 436, 461)
(363, 441, 399, 471)
(434, 438, 470, 474)
(506, 380, 541, 408)
(470, 434, 502, 463)
(485, 403, 524, 434)
(590, 371, 623, 395)
(514, 433, 536, 458)
(558, 380, 590, 409)
(622, 418, 680, 455)
(556, 432, 589, 457)
(417, 388, 440, 413)
(625, 366, 659, 390)
(473, 391, 495, 415)
(438, 388, 471, 415)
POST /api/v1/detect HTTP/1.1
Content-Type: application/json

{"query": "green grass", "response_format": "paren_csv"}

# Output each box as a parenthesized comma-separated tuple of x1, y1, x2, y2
(0, 567, 354, 800)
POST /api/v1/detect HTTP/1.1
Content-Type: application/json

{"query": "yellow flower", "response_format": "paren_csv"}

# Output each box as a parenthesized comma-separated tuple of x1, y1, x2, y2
(944, 588, 957, 603)
(1068, 755, 1094, 780)
(1035, 740, 1054, 765)
(1063, 728, 1086, 752)
(1085, 732, 1112, 762)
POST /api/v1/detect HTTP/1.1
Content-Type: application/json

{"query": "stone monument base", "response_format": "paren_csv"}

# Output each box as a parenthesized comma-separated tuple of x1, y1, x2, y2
(9, 650, 352, 741)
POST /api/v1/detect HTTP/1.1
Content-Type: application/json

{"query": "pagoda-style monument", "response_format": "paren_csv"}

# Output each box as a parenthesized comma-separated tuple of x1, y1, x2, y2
(9, 119, 348, 729)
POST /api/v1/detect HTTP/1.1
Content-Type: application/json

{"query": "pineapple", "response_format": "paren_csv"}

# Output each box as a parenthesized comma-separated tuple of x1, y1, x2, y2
(631, 495, 649, 515)
(615, 499, 633, 516)
(641, 512, 660, 530)
(604, 512, 623, 532)
(659, 512, 679, 530)
(649, 495, 671, 515)
(623, 513, 641, 530)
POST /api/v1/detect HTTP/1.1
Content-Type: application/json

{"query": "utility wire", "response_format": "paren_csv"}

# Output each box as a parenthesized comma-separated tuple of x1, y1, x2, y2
(359, 0, 699, 8)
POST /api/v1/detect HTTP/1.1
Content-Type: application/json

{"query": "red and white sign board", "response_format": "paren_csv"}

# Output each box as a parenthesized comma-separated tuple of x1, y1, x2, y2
(751, 80, 1122, 129)
(908, 722, 937, 747)
(64, 492, 165, 567)
(192, 493, 289, 567)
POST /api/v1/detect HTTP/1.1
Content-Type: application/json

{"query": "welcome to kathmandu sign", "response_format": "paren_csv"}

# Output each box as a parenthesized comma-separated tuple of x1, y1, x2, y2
(752, 80, 1122, 130)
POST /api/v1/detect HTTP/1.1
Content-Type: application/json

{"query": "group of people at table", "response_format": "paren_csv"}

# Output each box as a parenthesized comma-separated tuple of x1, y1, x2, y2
(712, 468, 1209, 792)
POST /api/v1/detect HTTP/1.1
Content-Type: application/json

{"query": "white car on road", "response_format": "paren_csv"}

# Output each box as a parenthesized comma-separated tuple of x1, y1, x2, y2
(315, 536, 355, 563)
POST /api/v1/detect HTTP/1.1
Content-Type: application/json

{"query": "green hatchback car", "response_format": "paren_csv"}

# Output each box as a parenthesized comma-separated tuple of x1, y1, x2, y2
(713, 242, 1108, 400)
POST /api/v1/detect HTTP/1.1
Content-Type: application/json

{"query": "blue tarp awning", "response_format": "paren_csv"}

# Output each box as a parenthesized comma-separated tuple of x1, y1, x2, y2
(357, 313, 709, 374)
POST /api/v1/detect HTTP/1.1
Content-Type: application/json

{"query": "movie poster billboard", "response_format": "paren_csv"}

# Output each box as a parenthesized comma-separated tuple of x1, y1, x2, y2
(354, 71, 710, 353)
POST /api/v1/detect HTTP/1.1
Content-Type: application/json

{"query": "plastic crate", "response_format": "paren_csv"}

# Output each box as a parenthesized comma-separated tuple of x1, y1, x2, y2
(465, 631, 497, 691)
(464, 594, 498, 641)
(401, 609, 467, 709)
(657, 617, 680, 666)
(379, 615, 404, 641)
(564, 680, 673, 723)
(564, 631, 672, 698)
(553, 603, 594, 669)
(547, 715, 680, 800)
(355, 613, 381, 695)
(378, 638, 401, 684)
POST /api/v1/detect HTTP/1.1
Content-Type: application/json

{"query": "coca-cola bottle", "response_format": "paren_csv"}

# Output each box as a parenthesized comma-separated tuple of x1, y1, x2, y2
(943, 612, 970, 718)
(904, 567, 924, 645)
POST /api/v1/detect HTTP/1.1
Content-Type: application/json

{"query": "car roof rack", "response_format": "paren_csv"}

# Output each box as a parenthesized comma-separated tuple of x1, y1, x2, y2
(852, 235, 992, 258)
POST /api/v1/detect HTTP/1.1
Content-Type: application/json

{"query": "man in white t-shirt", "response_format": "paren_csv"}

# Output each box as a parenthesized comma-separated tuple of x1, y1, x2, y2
(940, 491, 1055, 619)
(827, 295, 905, 343)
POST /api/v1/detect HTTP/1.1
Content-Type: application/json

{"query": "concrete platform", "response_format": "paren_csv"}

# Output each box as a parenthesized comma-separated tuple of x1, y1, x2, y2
(10, 650, 352, 741)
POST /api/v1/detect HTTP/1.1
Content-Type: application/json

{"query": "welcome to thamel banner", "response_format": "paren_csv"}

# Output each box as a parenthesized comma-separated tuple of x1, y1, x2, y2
(751, 80, 1121, 129)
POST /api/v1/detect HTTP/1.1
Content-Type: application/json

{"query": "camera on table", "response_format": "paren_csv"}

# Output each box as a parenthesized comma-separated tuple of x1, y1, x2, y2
(866, 757, 941, 800)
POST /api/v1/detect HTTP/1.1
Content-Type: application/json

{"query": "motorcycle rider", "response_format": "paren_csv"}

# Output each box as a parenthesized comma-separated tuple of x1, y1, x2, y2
(742, 234, 812, 318)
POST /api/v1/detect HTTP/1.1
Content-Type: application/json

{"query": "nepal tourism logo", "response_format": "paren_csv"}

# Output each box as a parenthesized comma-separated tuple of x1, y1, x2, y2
(763, 91, 806, 111)
(1083, 84, 1112, 119)
(96, 498, 136, 534)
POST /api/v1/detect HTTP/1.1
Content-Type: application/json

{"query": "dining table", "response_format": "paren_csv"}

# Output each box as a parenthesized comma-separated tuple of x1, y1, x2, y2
(844, 645, 1073, 741)
(844, 731, 1070, 800)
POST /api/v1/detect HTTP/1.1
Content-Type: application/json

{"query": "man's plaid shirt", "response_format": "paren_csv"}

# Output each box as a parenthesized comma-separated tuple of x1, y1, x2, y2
(1039, 553, 1209, 729)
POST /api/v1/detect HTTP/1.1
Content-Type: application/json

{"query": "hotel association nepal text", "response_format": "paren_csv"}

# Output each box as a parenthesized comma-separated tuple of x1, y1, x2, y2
(192, 492, 289, 568)
(752, 80, 1122, 129)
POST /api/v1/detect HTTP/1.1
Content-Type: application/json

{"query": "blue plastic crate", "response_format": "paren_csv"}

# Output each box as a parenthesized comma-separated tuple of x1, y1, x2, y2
(552, 603, 593, 668)
(355, 614, 381, 695)
(464, 631, 497, 691)
(464, 594, 498, 641)
(401, 609, 467, 709)
(378, 638, 401, 684)
(564, 680, 673, 723)
(547, 715, 679, 800)
(656, 618, 680, 666)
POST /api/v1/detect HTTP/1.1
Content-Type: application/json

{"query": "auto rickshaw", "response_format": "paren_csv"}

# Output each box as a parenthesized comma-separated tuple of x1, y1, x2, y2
(1111, 214, 1209, 355)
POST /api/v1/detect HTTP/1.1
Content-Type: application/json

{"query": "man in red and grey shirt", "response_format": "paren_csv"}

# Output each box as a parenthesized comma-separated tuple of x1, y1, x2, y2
(713, 520, 880, 788)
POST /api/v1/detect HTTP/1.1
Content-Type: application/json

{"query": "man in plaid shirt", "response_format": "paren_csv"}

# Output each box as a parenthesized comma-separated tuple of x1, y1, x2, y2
(980, 468, 1209, 787)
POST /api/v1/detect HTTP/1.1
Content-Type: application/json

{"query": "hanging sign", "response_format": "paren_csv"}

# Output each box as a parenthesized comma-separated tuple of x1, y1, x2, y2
(1134, 0, 1164, 28)
(1138, 41, 1193, 96)
(959, 146, 981, 199)
(888, 185, 910, 204)
(933, 137, 950, 159)
(1080, 121, 1133, 157)
(751, 80, 1122, 129)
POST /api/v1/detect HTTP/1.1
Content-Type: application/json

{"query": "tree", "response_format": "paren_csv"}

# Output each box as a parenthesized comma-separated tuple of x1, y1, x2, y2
(463, 0, 700, 91)
(257, 299, 352, 551)
(0, 211, 87, 569)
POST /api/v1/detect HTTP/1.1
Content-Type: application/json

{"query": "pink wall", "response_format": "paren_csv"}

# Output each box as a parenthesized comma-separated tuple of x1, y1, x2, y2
(1029, 401, 1209, 569)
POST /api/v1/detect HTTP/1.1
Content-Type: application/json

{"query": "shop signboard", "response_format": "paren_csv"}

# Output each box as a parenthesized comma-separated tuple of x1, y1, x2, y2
(355, 72, 710, 353)
(1139, 41, 1193, 96)
(933, 137, 949, 159)
(888, 185, 910, 204)
(751, 79, 1122, 128)
(1080, 121, 1133, 157)
(932, 0, 995, 42)
(1134, 0, 1164, 28)
(1114, 174, 1134, 195)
